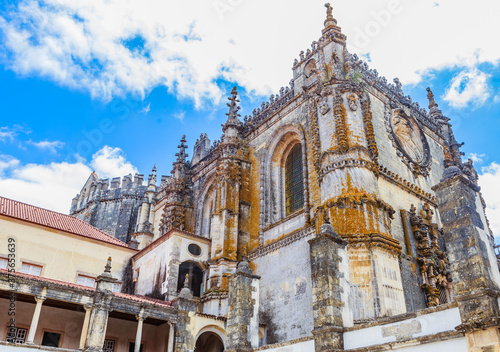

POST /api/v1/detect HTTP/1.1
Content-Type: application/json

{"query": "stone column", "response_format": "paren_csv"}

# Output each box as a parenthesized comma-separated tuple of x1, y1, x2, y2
(226, 256, 261, 352)
(167, 322, 175, 352)
(79, 304, 93, 349)
(134, 308, 146, 352)
(433, 173, 500, 351)
(308, 218, 348, 352)
(174, 275, 198, 352)
(26, 293, 46, 344)
(85, 258, 116, 352)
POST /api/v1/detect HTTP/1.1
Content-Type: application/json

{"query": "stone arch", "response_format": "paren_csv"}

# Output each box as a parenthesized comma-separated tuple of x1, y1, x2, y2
(195, 325, 227, 350)
(195, 171, 217, 238)
(261, 124, 309, 229)
(177, 261, 204, 297)
(304, 59, 317, 78)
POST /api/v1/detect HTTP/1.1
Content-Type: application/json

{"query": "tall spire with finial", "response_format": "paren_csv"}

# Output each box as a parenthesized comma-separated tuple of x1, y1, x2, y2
(170, 135, 189, 181)
(222, 87, 243, 140)
(322, 3, 343, 38)
(324, 3, 337, 27)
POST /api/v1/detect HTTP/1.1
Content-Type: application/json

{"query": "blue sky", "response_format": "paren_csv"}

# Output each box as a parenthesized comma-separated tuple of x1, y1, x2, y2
(1, 0, 499, 240)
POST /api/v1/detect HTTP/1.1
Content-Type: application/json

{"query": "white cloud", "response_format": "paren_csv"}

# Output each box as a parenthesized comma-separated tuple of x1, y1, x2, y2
(443, 68, 490, 108)
(141, 103, 151, 114)
(0, 146, 137, 213)
(467, 152, 486, 164)
(0, 155, 20, 176)
(479, 162, 500, 241)
(27, 139, 65, 153)
(1, 0, 500, 107)
(0, 125, 31, 141)
(174, 111, 185, 121)
(89, 146, 138, 179)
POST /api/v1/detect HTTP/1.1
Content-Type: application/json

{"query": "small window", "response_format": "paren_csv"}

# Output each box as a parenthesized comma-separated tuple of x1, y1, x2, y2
(188, 244, 201, 256)
(285, 143, 304, 215)
(41, 332, 61, 347)
(0, 257, 7, 270)
(20, 262, 42, 276)
(6, 327, 28, 343)
(76, 275, 96, 288)
(112, 283, 121, 293)
(104, 339, 115, 352)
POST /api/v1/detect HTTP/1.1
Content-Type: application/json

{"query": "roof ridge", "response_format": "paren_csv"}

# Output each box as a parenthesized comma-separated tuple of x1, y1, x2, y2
(0, 195, 134, 249)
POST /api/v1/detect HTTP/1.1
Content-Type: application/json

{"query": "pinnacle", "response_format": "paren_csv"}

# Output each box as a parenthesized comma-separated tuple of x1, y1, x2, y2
(426, 87, 438, 109)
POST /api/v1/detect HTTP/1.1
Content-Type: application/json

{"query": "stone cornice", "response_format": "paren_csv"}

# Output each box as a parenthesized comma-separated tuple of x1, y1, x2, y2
(249, 226, 315, 260)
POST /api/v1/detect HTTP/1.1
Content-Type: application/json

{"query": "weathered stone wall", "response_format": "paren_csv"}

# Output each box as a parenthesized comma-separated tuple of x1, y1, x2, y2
(252, 230, 314, 344)
(71, 179, 147, 243)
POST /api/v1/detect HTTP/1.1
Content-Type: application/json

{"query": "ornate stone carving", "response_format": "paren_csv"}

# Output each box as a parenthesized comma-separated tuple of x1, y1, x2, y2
(333, 89, 349, 153)
(361, 93, 378, 163)
(347, 94, 357, 111)
(309, 101, 322, 174)
(385, 104, 431, 176)
(409, 203, 452, 307)
(319, 98, 330, 115)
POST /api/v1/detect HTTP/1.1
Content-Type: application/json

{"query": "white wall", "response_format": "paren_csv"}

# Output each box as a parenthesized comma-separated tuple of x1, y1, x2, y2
(344, 307, 461, 350)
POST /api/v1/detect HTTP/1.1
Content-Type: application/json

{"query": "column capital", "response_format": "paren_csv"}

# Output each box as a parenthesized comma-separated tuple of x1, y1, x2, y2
(135, 314, 147, 322)
(84, 303, 93, 312)
(34, 295, 46, 303)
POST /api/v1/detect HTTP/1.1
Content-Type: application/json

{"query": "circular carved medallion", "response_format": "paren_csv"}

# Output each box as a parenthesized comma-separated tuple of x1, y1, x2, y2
(389, 109, 431, 175)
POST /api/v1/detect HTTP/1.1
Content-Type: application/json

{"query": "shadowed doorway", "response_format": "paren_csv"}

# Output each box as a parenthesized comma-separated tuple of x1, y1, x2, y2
(194, 332, 224, 352)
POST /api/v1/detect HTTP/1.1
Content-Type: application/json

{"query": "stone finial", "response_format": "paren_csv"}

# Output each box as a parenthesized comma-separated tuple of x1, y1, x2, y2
(426, 87, 438, 109)
(152, 164, 157, 174)
(324, 3, 337, 27)
(104, 257, 112, 273)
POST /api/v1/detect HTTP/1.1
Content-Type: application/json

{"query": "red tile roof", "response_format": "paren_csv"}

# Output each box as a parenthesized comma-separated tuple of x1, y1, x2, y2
(0, 196, 132, 248)
(0, 269, 174, 308)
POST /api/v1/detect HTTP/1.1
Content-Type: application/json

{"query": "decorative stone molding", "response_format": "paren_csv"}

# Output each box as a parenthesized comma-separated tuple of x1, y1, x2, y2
(309, 100, 322, 174)
(333, 89, 349, 153)
(319, 157, 378, 180)
(346, 233, 402, 255)
(249, 226, 315, 260)
(361, 94, 379, 163)
(378, 165, 437, 205)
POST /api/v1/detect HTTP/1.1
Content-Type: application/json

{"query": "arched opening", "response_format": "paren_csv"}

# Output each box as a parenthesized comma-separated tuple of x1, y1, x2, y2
(195, 332, 224, 352)
(177, 261, 204, 297)
(263, 125, 308, 227)
(285, 143, 304, 215)
(200, 183, 215, 238)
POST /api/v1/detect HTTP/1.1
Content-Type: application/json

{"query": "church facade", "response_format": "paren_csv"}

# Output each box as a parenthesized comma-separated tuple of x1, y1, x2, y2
(2, 4, 500, 352)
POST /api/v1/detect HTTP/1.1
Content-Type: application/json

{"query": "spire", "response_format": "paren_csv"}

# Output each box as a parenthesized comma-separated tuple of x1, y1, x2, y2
(324, 3, 337, 27)
(222, 87, 243, 139)
(223, 87, 241, 128)
(322, 3, 343, 37)
(175, 135, 189, 164)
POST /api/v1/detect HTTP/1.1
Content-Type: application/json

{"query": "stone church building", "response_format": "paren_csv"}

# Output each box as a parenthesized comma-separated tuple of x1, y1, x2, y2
(1, 4, 499, 352)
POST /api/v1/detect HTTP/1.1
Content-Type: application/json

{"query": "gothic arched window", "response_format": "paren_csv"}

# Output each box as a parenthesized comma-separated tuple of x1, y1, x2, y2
(285, 143, 304, 215)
